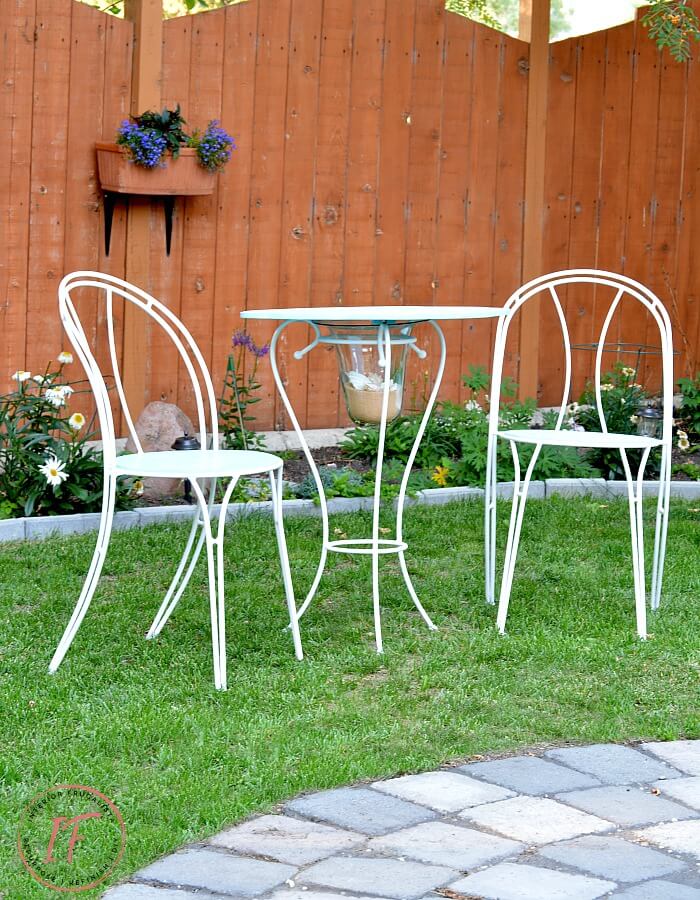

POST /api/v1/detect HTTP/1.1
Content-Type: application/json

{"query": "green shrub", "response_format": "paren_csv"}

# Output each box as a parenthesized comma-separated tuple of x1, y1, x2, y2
(677, 372, 700, 439)
(0, 357, 135, 518)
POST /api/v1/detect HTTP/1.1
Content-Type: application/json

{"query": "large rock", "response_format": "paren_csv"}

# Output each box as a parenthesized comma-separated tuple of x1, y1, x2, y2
(124, 401, 196, 500)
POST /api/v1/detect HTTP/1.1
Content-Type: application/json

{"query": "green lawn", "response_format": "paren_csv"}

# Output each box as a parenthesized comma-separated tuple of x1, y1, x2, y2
(1, 498, 698, 898)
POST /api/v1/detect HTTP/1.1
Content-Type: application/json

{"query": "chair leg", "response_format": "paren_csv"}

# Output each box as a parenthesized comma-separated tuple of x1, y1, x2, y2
(650, 444, 671, 611)
(397, 550, 438, 630)
(147, 477, 217, 639)
(269, 469, 303, 660)
(484, 434, 498, 605)
(496, 442, 539, 635)
(49, 473, 117, 673)
(621, 448, 649, 639)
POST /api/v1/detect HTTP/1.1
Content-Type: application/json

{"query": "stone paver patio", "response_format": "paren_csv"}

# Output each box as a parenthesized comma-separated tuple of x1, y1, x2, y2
(104, 740, 700, 900)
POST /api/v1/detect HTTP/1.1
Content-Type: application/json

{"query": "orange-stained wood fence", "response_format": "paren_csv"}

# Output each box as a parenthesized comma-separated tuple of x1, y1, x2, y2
(1, 0, 698, 432)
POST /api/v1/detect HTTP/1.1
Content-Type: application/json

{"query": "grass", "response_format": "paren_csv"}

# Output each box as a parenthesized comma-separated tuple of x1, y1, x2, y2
(0, 497, 698, 897)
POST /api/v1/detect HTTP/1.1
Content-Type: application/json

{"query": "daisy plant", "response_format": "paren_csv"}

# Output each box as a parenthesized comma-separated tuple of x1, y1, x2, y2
(0, 356, 135, 518)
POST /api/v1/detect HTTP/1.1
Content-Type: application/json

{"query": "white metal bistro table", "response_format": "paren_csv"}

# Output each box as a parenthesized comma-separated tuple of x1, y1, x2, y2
(242, 305, 504, 652)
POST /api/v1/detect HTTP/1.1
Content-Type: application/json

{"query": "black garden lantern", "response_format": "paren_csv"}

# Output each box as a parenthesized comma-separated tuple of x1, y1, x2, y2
(171, 432, 201, 503)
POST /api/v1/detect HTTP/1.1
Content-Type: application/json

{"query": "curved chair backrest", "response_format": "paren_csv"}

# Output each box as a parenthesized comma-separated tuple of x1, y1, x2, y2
(489, 269, 674, 443)
(58, 271, 219, 468)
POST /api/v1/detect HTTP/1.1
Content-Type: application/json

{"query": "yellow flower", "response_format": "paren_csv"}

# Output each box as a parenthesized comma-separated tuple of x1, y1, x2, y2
(432, 464, 450, 487)
(132, 479, 144, 496)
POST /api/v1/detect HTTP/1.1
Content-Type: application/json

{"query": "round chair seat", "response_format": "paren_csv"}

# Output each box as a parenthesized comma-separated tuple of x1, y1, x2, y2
(497, 429, 662, 450)
(114, 449, 283, 479)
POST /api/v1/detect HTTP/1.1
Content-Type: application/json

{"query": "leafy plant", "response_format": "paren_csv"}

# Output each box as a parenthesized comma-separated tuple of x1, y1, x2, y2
(672, 461, 700, 480)
(575, 363, 659, 480)
(218, 331, 268, 451)
(677, 372, 700, 438)
(340, 364, 595, 489)
(642, 0, 700, 62)
(130, 105, 190, 158)
(0, 358, 135, 518)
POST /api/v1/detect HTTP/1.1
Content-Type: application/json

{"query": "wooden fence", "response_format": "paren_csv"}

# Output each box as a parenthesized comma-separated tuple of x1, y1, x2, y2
(1, 0, 698, 432)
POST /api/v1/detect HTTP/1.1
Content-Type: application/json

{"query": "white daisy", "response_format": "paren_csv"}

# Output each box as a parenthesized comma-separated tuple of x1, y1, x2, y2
(678, 430, 690, 452)
(57, 385, 74, 398)
(33, 374, 52, 385)
(68, 412, 85, 432)
(600, 383, 614, 392)
(11, 370, 31, 382)
(39, 455, 68, 487)
(621, 366, 636, 377)
(57, 351, 73, 365)
(44, 388, 66, 408)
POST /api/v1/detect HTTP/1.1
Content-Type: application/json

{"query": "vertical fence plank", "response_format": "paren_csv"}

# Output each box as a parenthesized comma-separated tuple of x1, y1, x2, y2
(25, 0, 72, 377)
(275, 0, 324, 430)
(0, 0, 36, 390)
(617, 22, 662, 379)
(492, 34, 528, 388)
(461, 23, 501, 400)
(643, 50, 687, 392)
(566, 30, 606, 399)
(245, 0, 293, 427)
(306, 0, 354, 428)
(211, 0, 260, 435)
(177, 10, 225, 417)
(434, 12, 473, 403)
(538, 36, 577, 404)
(374, 0, 416, 308)
(154, 15, 192, 408)
(591, 22, 634, 390)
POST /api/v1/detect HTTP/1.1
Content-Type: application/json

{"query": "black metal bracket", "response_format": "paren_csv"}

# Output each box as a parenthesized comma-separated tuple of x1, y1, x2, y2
(102, 192, 178, 257)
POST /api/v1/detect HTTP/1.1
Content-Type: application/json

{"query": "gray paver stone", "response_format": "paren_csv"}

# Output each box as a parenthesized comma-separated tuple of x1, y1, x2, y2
(653, 776, 700, 810)
(416, 486, 484, 506)
(268, 892, 391, 900)
(297, 856, 457, 900)
(643, 741, 700, 776)
(368, 820, 524, 869)
(537, 834, 688, 882)
(613, 880, 700, 899)
(104, 886, 231, 900)
(461, 755, 601, 795)
(285, 787, 436, 835)
(25, 512, 102, 539)
(135, 848, 296, 896)
(545, 744, 683, 784)
(555, 784, 699, 826)
(636, 820, 700, 857)
(371, 770, 514, 812)
(208, 814, 364, 865)
(448, 862, 616, 900)
(113, 511, 141, 532)
(460, 795, 613, 844)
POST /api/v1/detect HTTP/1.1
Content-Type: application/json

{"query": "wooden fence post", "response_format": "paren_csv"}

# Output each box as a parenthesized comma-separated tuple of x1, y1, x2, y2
(122, 0, 163, 422)
(518, 0, 550, 399)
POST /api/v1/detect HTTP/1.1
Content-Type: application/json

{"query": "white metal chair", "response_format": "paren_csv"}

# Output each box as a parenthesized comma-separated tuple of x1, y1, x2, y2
(484, 269, 673, 639)
(49, 271, 303, 690)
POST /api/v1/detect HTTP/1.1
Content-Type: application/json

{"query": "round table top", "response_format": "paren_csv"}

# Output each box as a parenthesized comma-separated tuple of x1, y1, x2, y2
(241, 305, 505, 323)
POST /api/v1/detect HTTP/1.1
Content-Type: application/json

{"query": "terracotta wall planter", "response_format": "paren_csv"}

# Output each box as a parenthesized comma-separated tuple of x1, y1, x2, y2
(95, 142, 215, 196)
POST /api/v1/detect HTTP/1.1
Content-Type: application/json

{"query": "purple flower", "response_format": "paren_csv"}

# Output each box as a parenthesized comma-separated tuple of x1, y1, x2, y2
(117, 120, 167, 168)
(231, 330, 269, 358)
(196, 120, 236, 173)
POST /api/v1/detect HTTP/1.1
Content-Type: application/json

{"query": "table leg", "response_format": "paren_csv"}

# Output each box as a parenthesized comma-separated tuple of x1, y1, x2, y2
(394, 320, 446, 630)
(270, 321, 329, 620)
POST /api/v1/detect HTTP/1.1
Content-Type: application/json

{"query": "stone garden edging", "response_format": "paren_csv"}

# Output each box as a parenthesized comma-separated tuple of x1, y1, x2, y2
(1, 478, 700, 543)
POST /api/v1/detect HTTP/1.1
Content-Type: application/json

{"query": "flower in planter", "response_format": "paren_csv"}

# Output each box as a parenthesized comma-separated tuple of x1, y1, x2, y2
(115, 105, 235, 173)
(117, 120, 168, 169)
(190, 120, 236, 173)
